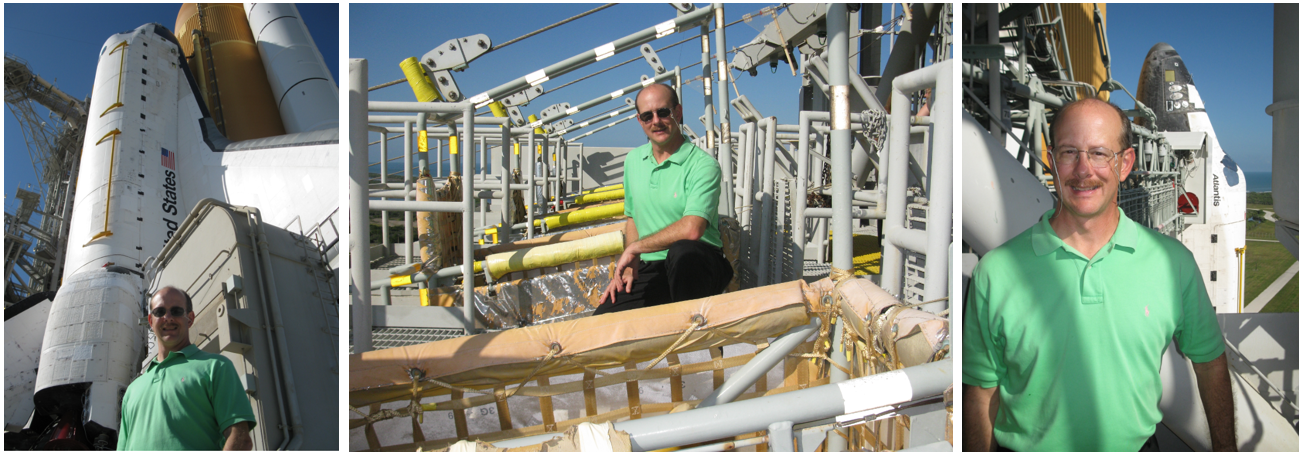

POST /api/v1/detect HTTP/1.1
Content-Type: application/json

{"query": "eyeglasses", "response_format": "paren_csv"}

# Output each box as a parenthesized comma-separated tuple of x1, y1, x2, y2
(1052, 147, 1120, 169)
(638, 107, 674, 123)
(150, 306, 187, 318)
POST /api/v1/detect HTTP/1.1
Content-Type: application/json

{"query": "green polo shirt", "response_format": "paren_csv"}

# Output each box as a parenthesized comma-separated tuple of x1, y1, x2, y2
(622, 140, 723, 261)
(118, 345, 256, 450)
(963, 208, 1224, 451)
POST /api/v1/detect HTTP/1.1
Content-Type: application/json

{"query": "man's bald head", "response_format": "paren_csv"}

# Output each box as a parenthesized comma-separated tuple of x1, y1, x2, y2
(1049, 98, 1133, 154)
(635, 83, 679, 113)
(152, 286, 193, 313)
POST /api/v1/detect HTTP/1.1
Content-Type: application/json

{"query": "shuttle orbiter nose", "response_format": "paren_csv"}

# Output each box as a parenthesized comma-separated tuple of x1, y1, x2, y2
(1136, 42, 1205, 132)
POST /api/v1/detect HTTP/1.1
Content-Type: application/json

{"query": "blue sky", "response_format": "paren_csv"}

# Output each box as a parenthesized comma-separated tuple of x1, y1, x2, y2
(350, 3, 920, 172)
(1106, 3, 1276, 173)
(3, 3, 339, 215)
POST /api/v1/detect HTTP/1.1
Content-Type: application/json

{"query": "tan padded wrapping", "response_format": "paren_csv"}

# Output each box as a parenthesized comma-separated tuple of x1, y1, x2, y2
(350, 280, 817, 400)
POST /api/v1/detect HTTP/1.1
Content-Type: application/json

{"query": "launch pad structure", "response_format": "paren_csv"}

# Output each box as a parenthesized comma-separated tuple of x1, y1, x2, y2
(350, 3, 955, 452)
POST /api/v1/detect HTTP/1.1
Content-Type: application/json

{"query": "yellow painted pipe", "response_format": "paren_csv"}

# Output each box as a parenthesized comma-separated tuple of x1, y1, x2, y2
(489, 101, 507, 118)
(527, 114, 544, 135)
(483, 230, 624, 280)
(534, 202, 625, 230)
(573, 189, 625, 205)
(581, 184, 624, 194)
(400, 56, 442, 102)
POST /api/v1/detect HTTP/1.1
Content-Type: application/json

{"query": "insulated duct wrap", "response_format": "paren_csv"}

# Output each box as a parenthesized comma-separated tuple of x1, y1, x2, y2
(350, 279, 817, 395)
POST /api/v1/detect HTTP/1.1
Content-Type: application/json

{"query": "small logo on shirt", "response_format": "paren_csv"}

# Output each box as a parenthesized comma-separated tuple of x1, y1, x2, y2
(1145, 305, 1150, 317)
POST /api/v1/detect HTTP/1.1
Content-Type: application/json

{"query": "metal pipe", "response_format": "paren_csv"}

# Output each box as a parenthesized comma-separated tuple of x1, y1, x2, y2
(348, 59, 372, 353)
(714, 3, 732, 219)
(794, 111, 813, 261)
(737, 122, 755, 225)
(678, 435, 769, 452)
(825, 4, 851, 451)
(463, 6, 714, 109)
(526, 133, 536, 239)
(501, 123, 513, 242)
(987, 3, 1002, 134)
(492, 360, 953, 451)
(369, 200, 467, 213)
(403, 120, 413, 265)
(246, 208, 305, 450)
(461, 103, 476, 334)
(922, 61, 953, 314)
(961, 62, 1067, 108)
(804, 207, 883, 219)
(757, 116, 778, 285)
(697, 317, 820, 408)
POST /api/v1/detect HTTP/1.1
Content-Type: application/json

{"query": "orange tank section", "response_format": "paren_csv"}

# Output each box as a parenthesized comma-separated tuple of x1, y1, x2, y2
(175, 3, 285, 141)
(1040, 3, 1110, 102)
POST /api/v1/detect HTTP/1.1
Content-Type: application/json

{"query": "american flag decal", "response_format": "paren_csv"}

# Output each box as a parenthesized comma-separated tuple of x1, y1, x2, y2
(161, 148, 175, 170)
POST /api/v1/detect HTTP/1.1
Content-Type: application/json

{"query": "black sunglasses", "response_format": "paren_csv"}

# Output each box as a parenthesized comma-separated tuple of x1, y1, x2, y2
(150, 306, 187, 318)
(638, 107, 674, 123)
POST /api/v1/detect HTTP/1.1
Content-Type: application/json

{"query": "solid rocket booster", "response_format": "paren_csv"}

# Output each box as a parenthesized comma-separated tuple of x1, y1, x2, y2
(1136, 42, 1246, 313)
(244, 3, 339, 133)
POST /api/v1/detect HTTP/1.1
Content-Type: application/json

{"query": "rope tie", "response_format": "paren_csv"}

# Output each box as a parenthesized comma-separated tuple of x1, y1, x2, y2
(642, 315, 706, 371)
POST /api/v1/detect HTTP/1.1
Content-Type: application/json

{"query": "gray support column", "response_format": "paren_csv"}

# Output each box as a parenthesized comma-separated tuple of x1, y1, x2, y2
(416, 115, 428, 176)
(758, 116, 778, 284)
(501, 123, 513, 241)
(714, 3, 733, 219)
(403, 120, 413, 265)
(526, 133, 536, 239)
(462, 103, 476, 334)
(922, 61, 953, 313)
(348, 59, 372, 353)
(794, 111, 812, 257)
(826, 3, 852, 452)
(987, 3, 1002, 134)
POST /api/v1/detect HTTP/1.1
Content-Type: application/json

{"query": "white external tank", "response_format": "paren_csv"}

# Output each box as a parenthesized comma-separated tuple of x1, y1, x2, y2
(244, 3, 338, 133)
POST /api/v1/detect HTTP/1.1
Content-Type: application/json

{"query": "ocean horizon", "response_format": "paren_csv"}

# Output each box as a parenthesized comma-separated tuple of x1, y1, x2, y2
(1244, 171, 1273, 193)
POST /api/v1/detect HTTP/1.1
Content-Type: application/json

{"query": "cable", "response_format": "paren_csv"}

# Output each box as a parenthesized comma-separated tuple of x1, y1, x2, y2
(490, 4, 618, 54)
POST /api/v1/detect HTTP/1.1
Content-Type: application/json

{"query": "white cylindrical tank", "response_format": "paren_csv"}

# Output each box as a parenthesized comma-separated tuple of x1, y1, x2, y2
(244, 3, 338, 133)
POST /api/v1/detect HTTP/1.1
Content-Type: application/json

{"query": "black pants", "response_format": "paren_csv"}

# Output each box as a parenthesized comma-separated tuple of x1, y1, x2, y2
(593, 239, 733, 315)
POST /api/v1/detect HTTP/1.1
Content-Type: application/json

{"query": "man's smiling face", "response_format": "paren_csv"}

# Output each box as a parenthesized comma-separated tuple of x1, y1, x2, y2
(1051, 100, 1135, 222)
(636, 84, 683, 148)
(148, 287, 193, 353)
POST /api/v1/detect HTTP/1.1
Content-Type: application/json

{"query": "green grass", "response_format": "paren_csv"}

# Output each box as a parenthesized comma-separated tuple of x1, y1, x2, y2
(1260, 273, 1299, 313)
(1246, 220, 1277, 241)
(1247, 203, 1275, 211)
(1243, 240, 1296, 305)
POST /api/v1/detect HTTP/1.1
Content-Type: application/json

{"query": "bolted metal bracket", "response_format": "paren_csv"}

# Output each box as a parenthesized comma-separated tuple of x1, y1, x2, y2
(421, 34, 492, 72)
(506, 106, 526, 126)
(427, 68, 463, 102)
(639, 43, 666, 74)
(539, 103, 571, 119)
(501, 86, 544, 107)
(671, 3, 695, 14)
(547, 118, 574, 134)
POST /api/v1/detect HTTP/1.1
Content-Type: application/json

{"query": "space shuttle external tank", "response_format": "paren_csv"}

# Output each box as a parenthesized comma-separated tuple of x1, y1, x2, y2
(244, 3, 339, 133)
(176, 3, 285, 141)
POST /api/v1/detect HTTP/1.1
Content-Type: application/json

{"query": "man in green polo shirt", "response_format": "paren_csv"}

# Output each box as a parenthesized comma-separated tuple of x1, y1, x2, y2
(118, 287, 256, 450)
(596, 83, 733, 314)
(961, 98, 1235, 451)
